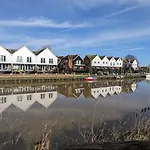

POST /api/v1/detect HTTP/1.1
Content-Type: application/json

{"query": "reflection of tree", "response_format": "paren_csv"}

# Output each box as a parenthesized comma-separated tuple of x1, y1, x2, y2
(55, 111, 150, 149)
(0, 132, 27, 150)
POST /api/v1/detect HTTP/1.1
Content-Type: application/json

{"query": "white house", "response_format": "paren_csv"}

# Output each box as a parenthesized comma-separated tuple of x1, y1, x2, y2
(34, 48, 58, 71)
(12, 46, 36, 71)
(91, 55, 101, 67)
(115, 57, 123, 68)
(0, 45, 58, 72)
(131, 60, 138, 70)
(108, 57, 116, 68)
(100, 56, 110, 67)
(0, 45, 12, 71)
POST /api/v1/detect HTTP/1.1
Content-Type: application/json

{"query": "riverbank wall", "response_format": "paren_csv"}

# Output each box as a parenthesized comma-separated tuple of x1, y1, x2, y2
(0, 74, 146, 85)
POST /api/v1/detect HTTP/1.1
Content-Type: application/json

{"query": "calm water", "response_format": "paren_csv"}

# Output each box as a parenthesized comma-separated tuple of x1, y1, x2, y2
(0, 79, 150, 149)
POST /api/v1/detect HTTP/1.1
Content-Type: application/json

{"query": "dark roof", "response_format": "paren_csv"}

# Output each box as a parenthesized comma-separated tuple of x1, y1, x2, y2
(114, 57, 120, 61)
(57, 56, 64, 60)
(107, 56, 113, 60)
(6, 49, 17, 54)
(63, 55, 79, 60)
(57, 56, 64, 64)
(85, 55, 97, 60)
(33, 48, 47, 55)
(99, 56, 105, 59)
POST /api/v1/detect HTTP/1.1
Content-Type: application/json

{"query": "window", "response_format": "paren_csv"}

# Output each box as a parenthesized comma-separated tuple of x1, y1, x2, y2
(103, 62, 105, 64)
(49, 59, 53, 63)
(76, 60, 81, 64)
(98, 62, 100, 64)
(27, 57, 32, 63)
(0, 55, 6, 62)
(17, 56, 23, 62)
(17, 95, 23, 102)
(49, 93, 53, 98)
(110, 62, 112, 66)
(0, 97, 6, 103)
(41, 58, 46, 63)
(41, 94, 45, 99)
(27, 95, 32, 100)
(94, 61, 96, 63)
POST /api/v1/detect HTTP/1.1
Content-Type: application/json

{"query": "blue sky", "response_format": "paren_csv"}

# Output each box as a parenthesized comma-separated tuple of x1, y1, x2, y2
(0, 0, 150, 66)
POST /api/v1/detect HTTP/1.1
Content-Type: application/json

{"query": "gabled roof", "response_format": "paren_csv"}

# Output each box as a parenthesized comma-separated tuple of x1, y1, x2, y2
(33, 48, 47, 55)
(99, 56, 105, 59)
(6, 49, 17, 54)
(107, 56, 113, 60)
(57, 56, 64, 64)
(124, 59, 137, 63)
(85, 55, 97, 60)
(57, 56, 64, 60)
(63, 54, 82, 60)
(114, 57, 120, 61)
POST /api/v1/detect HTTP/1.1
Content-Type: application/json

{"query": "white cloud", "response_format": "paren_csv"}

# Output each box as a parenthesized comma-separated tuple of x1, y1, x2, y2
(99, 4, 143, 20)
(56, 26, 150, 49)
(1, 24, 150, 51)
(0, 29, 67, 49)
(0, 17, 91, 28)
(73, 0, 150, 10)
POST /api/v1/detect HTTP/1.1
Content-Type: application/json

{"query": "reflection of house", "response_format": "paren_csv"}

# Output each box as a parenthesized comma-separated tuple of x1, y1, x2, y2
(0, 91, 57, 113)
(73, 88, 84, 99)
(131, 83, 137, 92)
(82, 81, 124, 99)
(57, 83, 84, 99)
(122, 82, 137, 93)
(90, 86, 122, 99)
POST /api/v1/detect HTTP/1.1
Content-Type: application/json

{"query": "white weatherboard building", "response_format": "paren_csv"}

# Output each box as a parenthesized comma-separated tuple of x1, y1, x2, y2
(0, 45, 58, 72)
(131, 60, 138, 70)
(85, 55, 124, 70)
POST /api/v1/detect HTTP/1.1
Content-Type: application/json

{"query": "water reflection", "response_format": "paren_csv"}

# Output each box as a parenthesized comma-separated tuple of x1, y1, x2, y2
(0, 81, 138, 113)
(0, 80, 149, 150)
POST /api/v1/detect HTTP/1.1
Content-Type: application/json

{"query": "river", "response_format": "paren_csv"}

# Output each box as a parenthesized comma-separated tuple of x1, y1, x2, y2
(0, 79, 150, 150)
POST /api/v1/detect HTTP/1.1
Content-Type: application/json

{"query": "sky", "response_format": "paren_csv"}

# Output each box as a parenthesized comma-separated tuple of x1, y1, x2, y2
(0, 0, 150, 66)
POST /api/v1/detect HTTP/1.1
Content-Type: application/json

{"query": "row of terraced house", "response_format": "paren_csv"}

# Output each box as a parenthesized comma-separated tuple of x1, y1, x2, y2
(0, 45, 138, 73)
